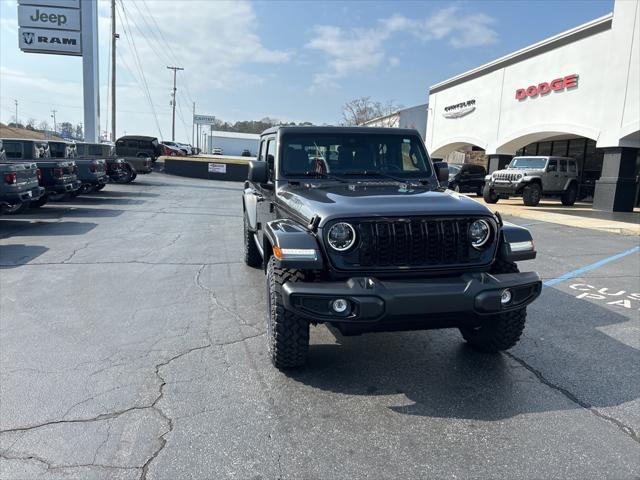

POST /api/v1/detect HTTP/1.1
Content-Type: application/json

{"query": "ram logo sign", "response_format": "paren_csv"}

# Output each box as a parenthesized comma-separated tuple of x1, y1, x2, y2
(18, 28, 81, 56)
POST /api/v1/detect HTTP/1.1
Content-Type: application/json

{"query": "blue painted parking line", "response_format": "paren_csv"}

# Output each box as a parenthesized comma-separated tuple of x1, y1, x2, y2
(543, 245, 640, 287)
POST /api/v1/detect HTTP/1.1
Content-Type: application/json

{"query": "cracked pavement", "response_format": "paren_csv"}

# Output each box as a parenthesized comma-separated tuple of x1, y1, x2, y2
(1, 173, 639, 479)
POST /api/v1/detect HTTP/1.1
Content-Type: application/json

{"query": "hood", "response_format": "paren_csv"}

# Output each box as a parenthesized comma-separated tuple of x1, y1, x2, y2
(277, 181, 493, 225)
(493, 168, 544, 177)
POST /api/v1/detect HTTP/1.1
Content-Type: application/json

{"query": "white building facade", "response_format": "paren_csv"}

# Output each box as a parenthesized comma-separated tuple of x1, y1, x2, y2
(426, 0, 639, 211)
(207, 131, 260, 157)
(363, 104, 428, 140)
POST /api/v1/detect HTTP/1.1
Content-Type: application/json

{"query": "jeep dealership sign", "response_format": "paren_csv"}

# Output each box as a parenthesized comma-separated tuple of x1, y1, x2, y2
(18, 0, 82, 56)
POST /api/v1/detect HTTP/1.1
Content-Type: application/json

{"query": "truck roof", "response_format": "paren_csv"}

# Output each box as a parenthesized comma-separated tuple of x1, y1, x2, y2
(260, 126, 422, 137)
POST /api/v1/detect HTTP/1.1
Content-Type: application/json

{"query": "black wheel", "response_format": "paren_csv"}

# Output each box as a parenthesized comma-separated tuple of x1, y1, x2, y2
(561, 183, 578, 206)
(30, 194, 48, 208)
(48, 192, 68, 202)
(128, 171, 137, 183)
(114, 168, 134, 184)
(266, 256, 309, 369)
(244, 215, 263, 268)
(459, 259, 526, 352)
(2, 201, 30, 214)
(523, 183, 542, 206)
(482, 184, 499, 204)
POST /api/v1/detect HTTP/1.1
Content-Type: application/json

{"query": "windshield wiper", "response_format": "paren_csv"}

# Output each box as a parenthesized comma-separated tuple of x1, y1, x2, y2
(287, 171, 349, 183)
(341, 170, 426, 185)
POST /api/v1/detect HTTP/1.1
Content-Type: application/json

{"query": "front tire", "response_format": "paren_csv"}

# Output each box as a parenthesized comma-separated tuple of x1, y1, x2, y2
(266, 256, 309, 369)
(459, 259, 526, 352)
(243, 215, 262, 268)
(483, 184, 499, 204)
(523, 183, 542, 206)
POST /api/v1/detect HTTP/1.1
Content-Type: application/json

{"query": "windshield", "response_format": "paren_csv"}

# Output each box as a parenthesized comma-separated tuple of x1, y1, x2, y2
(509, 157, 547, 169)
(448, 164, 461, 175)
(280, 133, 432, 178)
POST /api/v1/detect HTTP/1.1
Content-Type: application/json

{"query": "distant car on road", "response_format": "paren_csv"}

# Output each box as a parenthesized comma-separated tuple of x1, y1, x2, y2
(211, 147, 223, 155)
(447, 163, 486, 196)
(115, 135, 162, 161)
(161, 143, 183, 156)
(241, 149, 252, 157)
(162, 141, 189, 155)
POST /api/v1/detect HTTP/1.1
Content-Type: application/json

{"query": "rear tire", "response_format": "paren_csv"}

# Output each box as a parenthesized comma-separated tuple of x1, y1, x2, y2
(483, 184, 499, 204)
(561, 183, 578, 206)
(459, 259, 526, 352)
(266, 257, 309, 369)
(2, 201, 30, 214)
(523, 183, 542, 206)
(244, 215, 262, 268)
(30, 194, 48, 208)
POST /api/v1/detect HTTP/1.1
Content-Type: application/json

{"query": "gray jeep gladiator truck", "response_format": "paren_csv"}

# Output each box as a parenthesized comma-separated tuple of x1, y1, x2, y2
(483, 156, 579, 206)
(243, 126, 542, 369)
(76, 142, 153, 183)
(49, 140, 108, 194)
(0, 140, 46, 214)
(1, 138, 81, 207)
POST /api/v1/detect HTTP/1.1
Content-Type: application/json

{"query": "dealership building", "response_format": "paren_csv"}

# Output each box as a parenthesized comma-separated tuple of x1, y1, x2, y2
(425, 0, 639, 211)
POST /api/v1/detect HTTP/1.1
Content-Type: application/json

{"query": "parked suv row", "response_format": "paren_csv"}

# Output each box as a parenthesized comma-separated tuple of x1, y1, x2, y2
(0, 137, 154, 214)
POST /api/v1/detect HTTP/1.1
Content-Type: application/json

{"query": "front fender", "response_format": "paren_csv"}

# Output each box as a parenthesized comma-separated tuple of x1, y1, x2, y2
(498, 222, 536, 262)
(264, 219, 324, 270)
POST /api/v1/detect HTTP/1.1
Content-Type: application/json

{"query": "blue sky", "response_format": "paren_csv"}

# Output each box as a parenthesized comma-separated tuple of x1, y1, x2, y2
(0, 0, 613, 142)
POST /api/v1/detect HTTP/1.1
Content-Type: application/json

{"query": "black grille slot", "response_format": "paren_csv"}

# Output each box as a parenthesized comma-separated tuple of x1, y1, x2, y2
(343, 217, 489, 270)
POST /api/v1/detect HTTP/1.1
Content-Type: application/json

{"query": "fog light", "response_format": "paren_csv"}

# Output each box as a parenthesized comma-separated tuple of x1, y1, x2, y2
(500, 289, 513, 305)
(332, 298, 349, 314)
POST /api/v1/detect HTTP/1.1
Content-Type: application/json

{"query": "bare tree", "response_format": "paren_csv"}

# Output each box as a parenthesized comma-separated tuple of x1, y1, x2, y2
(37, 120, 49, 132)
(25, 118, 37, 130)
(341, 97, 403, 126)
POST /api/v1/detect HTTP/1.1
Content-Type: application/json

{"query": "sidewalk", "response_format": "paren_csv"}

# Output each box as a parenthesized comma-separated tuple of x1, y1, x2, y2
(470, 196, 640, 235)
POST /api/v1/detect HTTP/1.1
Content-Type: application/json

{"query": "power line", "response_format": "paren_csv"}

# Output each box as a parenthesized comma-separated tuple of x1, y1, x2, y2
(116, 0, 164, 138)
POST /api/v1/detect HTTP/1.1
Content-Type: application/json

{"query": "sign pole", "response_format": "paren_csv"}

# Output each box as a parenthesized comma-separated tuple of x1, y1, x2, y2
(82, 0, 99, 142)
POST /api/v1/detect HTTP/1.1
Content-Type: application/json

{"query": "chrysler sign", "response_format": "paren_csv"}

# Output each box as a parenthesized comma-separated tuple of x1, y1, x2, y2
(443, 99, 476, 119)
(515, 74, 579, 100)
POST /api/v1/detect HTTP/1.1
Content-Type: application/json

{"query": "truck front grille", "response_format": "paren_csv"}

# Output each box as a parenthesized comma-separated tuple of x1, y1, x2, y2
(326, 217, 495, 271)
(494, 172, 521, 181)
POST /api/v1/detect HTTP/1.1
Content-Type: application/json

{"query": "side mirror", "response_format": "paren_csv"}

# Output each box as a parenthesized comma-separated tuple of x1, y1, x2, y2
(248, 160, 268, 183)
(433, 161, 449, 182)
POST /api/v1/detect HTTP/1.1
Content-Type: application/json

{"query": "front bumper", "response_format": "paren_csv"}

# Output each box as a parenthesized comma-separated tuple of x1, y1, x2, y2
(282, 272, 541, 332)
(488, 180, 525, 195)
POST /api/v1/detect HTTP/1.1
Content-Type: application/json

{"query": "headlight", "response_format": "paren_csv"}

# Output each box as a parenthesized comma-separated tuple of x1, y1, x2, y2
(327, 222, 356, 251)
(469, 219, 491, 249)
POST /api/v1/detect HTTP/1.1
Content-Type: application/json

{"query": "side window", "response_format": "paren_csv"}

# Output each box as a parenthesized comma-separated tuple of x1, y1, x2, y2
(126, 140, 138, 149)
(116, 140, 125, 147)
(559, 159, 567, 172)
(568, 161, 577, 174)
(547, 159, 557, 172)
(266, 139, 276, 182)
(4, 143, 22, 159)
(258, 140, 266, 161)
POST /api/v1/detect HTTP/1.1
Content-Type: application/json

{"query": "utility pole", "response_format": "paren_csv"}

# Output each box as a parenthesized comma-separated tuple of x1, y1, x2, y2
(14, 99, 18, 125)
(111, 0, 118, 142)
(51, 110, 57, 133)
(192, 101, 195, 146)
(166, 66, 184, 141)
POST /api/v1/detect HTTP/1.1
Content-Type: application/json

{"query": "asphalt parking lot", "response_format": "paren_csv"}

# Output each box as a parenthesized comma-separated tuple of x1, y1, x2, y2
(1, 173, 639, 480)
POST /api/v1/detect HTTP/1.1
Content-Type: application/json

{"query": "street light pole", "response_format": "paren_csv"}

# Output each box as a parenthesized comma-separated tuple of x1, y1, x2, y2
(167, 66, 184, 141)
(51, 110, 57, 133)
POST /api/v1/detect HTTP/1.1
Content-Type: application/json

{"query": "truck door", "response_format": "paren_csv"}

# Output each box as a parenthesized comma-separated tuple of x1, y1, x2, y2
(545, 159, 560, 192)
(256, 137, 277, 245)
